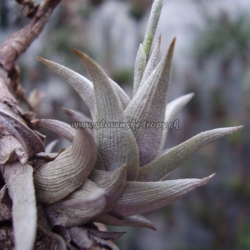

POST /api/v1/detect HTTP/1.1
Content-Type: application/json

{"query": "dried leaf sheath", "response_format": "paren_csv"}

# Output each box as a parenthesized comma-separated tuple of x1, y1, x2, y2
(1, 163, 37, 250)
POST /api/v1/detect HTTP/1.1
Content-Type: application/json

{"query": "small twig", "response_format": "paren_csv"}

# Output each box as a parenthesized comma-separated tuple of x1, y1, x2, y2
(0, 0, 62, 120)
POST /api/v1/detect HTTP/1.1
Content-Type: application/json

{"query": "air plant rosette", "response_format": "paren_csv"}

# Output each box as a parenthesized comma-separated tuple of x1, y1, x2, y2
(0, 0, 242, 249)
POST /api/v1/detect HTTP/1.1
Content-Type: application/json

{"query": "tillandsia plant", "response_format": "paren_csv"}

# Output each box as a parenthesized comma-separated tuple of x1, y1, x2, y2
(0, 0, 243, 249)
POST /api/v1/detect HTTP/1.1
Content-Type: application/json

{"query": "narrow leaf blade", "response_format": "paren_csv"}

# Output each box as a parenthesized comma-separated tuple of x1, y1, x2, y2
(113, 175, 214, 216)
(138, 126, 243, 182)
(142, 0, 164, 58)
(133, 44, 147, 96)
(73, 50, 139, 180)
(125, 39, 175, 166)
(158, 93, 194, 152)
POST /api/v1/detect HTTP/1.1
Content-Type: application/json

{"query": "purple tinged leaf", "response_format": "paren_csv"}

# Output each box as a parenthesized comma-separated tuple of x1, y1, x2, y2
(125, 39, 176, 166)
(89, 165, 127, 212)
(138, 126, 243, 182)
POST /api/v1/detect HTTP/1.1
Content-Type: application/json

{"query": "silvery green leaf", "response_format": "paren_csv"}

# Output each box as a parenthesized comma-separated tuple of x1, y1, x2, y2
(138, 126, 243, 182)
(142, 0, 164, 59)
(32, 119, 75, 142)
(140, 35, 161, 86)
(45, 179, 106, 227)
(37, 57, 95, 115)
(37, 203, 67, 250)
(133, 44, 147, 96)
(1, 162, 37, 250)
(125, 39, 175, 166)
(0, 110, 44, 163)
(34, 124, 97, 203)
(73, 50, 139, 180)
(37, 57, 130, 112)
(113, 175, 214, 216)
(94, 214, 156, 230)
(89, 165, 127, 212)
(158, 93, 194, 153)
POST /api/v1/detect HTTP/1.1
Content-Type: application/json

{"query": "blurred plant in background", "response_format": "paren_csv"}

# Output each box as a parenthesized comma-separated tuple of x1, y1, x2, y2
(1, 0, 250, 249)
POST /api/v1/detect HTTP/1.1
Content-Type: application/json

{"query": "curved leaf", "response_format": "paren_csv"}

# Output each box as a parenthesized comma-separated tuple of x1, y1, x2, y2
(158, 93, 194, 152)
(94, 214, 156, 230)
(138, 126, 243, 182)
(34, 124, 97, 203)
(113, 175, 214, 216)
(37, 57, 130, 112)
(32, 119, 75, 142)
(89, 165, 127, 212)
(73, 50, 139, 180)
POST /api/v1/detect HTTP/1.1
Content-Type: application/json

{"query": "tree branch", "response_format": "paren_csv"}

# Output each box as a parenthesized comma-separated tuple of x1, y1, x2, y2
(0, 0, 62, 119)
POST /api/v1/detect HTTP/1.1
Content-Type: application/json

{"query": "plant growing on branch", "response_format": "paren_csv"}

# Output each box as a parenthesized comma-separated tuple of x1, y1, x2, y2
(0, 0, 242, 249)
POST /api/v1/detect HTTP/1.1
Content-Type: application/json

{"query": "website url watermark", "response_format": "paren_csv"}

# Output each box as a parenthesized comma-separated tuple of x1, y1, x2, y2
(71, 119, 179, 130)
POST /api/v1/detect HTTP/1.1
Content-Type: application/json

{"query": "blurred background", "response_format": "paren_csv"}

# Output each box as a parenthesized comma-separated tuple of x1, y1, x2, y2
(0, 0, 250, 249)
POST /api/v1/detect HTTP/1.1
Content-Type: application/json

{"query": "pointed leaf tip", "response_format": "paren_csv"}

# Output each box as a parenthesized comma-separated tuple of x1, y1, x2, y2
(142, 0, 164, 58)
(113, 176, 214, 216)
(139, 126, 242, 182)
